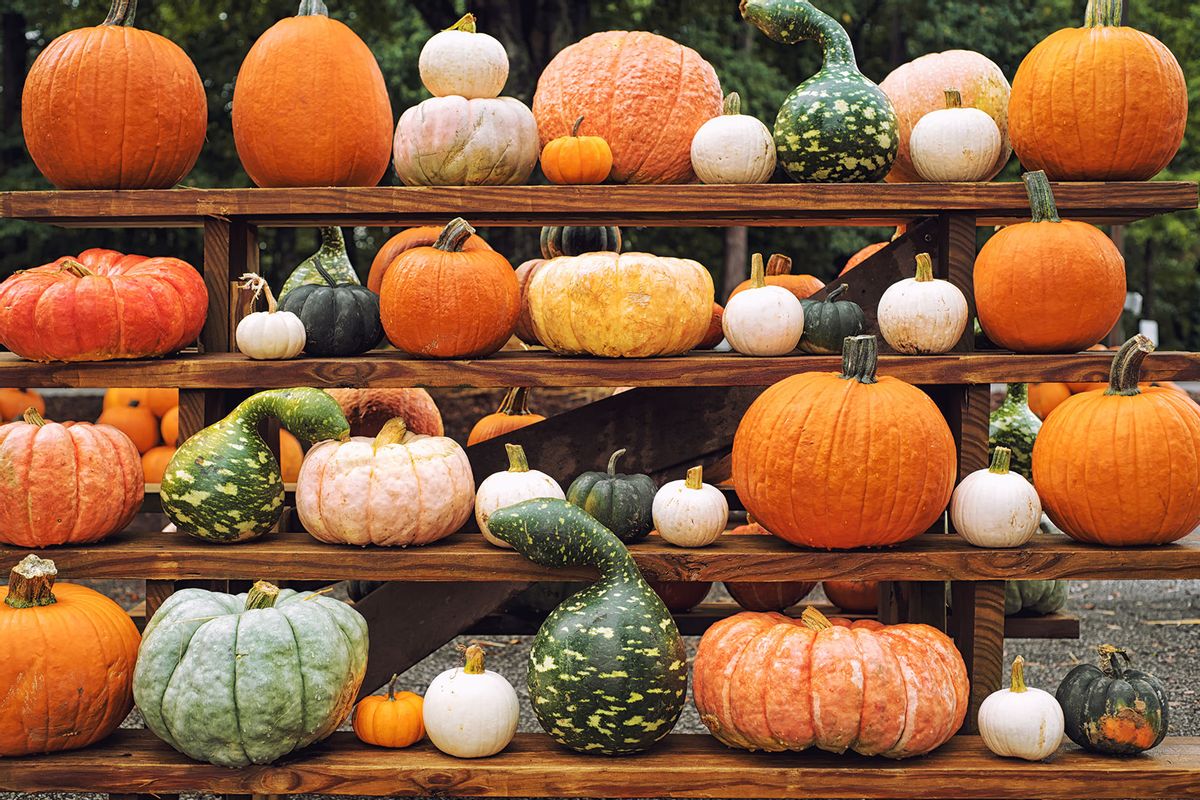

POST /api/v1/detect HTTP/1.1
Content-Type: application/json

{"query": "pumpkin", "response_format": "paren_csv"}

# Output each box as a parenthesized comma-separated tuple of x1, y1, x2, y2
(989, 383, 1041, 481)
(1028, 382, 1072, 421)
(144, 388, 179, 418)
(280, 227, 361, 299)
(467, 387, 546, 446)
(653, 465, 728, 548)
(419, 13, 508, 99)
(979, 656, 1065, 762)
(841, 242, 888, 276)
(232, 0, 392, 187)
(822, 580, 879, 613)
(423, 645, 519, 758)
(0, 555, 140, 756)
(693, 607, 969, 757)
(160, 405, 179, 446)
(487, 499, 687, 754)
(533, 31, 723, 184)
(909, 88, 1003, 183)
(974, 171, 1125, 353)
(141, 445, 176, 484)
(950, 447, 1041, 548)
(729, 253, 824, 302)
(690, 92, 776, 184)
(540, 225, 622, 259)
(1006, 580, 1068, 616)
(0, 249, 206, 363)
(475, 443, 565, 548)
(102, 388, 148, 411)
(0, 388, 44, 421)
(1033, 335, 1200, 546)
(134, 580, 368, 767)
(799, 284, 865, 354)
(877, 252, 967, 354)
(279, 429, 304, 483)
(1009, 0, 1186, 181)
(514, 258, 548, 345)
(743, 0, 897, 182)
(353, 675, 424, 749)
(732, 335, 957, 549)
(1056, 645, 1168, 755)
(699, 303, 726, 350)
(381, 218, 520, 359)
(394, 96, 539, 186)
(97, 400, 160, 454)
(367, 225, 492, 295)
(724, 523, 817, 611)
(567, 448, 658, 544)
(648, 580, 713, 613)
(722, 253, 805, 357)
(21, 0, 206, 190)
(541, 116, 613, 185)
(278, 262, 383, 357)
(326, 388, 443, 437)
(235, 274, 307, 360)
(879, 50, 1011, 182)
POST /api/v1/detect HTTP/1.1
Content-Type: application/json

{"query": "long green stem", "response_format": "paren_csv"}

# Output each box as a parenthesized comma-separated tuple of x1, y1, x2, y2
(1106, 335, 1154, 396)
(1085, 0, 1123, 27)
(740, 0, 856, 66)
(1022, 170, 1062, 224)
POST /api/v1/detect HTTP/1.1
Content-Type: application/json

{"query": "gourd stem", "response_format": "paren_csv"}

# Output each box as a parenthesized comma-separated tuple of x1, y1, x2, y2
(800, 606, 833, 631)
(1085, 0, 1123, 27)
(463, 644, 486, 674)
(989, 447, 1012, 475)
(22, 407, 47, 427)
(749, 253, 767, 290)
(1106, 335, 1154, 396)
(446, 12, 476, 32)
(245, 580, 280, 610)
(944, 88, 962, 109)
(1005, 383, 1029, 406)
(914, 253, 934, 282)
(1023, 170, 1062, 224)
(101, 0, 136, 26)
(571, 115, 585, 137)
(434, 218, 476, 252)
(297, 0, 330, 17)
(723, 92, 741, 116)
(825, 284, 849, 304)
(506, 442, 530, 473)
(497, 387, 532, 416)
(606, 448, 627, 477)
(1010, 655, 1028, 692)
(766, 253, 792, 277)
(375, 418, 410, 449)
(740, 0, 857, 66)
(839, 335, 879, 385)
(1097, 643, 1132, 678)
(685, 465, 703, 490)
(385, 673, 400, 700)
(58, 259, 93, 278)
(4, 555, 58, 609)
(239, 273, 279, 313)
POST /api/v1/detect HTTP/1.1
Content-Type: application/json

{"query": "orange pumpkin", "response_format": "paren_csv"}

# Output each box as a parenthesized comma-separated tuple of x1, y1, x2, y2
(280, 429, 304, 483)
(326, 388, 443, 437)
(514, 258, 549, 346)
(353, 675, 424, 748)
(1063, 345, 1113, 393)
(381, 218, 519, 359)
(540, 115, 613, 185)
(0, 389, 44, 421)
(1009, 0, 1186, 181)
(367, 225, 493, 294)
(467, 387, 546, 446)
(724, 523, 816, 611)
(232, 0, 393, 187)
(144, 388, 179, 417)
(732, 335, 956, 549)
(0, 555, 140, 756)
(1027, 382, 1073, 420)
(648, 580, 713, 613)
(98, 401, 159, 454)
(141, 445, 176, 484)
(160, 405, 179, 447)
(20, 0, 206, 190)
(533, 31, 723, 184)
(697, 303, 725, 350)
(974, 171, 1125, 353)
(1034, 335, 1200, 546)
(823, 580, 880, 613)
(729, 254, 823, 303)
(839, 226, 907, 276)
(103, 388, 149, 410)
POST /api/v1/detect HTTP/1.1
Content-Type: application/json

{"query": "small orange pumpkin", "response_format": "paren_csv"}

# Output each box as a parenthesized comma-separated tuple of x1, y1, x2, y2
(280, 429, 304, 483)
(723, 523, 817, 610)
(467, 387, 546, 446)
(103, 388, 149, 410)
(1064, 345, 1113, 394)
(160, 406, 179, 447)
(540, 116, 613, 185)
(144, 388, 179, 417)
(367, 225, 493, 294)
(141, 445, 176, 484)
(353, 675, 425, 748)
(0, 389, 44, 421)
(839, 226, 907, 277)
(823, 580, 880, 613)
(97, 401, 159, 454)
(697, 303, 725, 350)
(728, 253, 823, 303)
(1027, 382, 1073, 420)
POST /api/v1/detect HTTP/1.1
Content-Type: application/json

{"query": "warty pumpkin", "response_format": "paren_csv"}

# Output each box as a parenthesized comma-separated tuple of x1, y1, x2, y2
(367, 225, 492, 295)
(541, 116, 613, 185)
(728, 253, 823, 302)
(0, 388, 44, 421)
(1056, 645, 1167, 755)
(468, 387, 545, 446)
(326, 387, 443, 437)
(394, 96, 539, 186)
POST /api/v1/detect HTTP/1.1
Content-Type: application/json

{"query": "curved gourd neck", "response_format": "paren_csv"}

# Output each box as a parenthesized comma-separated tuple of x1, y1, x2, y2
(102, 0, 137, 26)
(298, 0, 330, 16)
(317, 226, 347, 259)
(741, 0, 857, 68)
(1085, 0, 1123, 27)
(1003, 383, 1029, 408)
(1106, 335, 1154, 396)
(839, 334, 878, 384)
(227, 388, 350, 443)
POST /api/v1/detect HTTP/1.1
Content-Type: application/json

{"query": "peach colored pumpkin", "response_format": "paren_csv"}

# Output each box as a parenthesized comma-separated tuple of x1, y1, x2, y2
(326, 388, 443, 438)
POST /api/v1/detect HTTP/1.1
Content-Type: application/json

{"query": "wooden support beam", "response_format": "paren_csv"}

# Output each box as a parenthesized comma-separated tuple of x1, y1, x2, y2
(201, 217, 257, 354)
(144, 580, 176, 621)
(951, 580, 1007, 734)
(934, 213, 978, 352)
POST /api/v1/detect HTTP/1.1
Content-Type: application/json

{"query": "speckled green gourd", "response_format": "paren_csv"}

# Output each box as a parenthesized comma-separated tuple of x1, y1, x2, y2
(989, 383, 1041, 481)
(279, 227, 361, 298)
(161, 388, 349, 542)
(741, 0, 897, 182)
(799, 283, 865, 354)
(133, 581, 368, 767)
(486, 499, 687, 755)
(1006, 580, 1067, 616)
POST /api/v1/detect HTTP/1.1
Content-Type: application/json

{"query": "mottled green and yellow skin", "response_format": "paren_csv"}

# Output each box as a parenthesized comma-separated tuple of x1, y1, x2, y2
(488, 499, 687, 755)
(989, 383, 1041, 481)
(279, 226, 361, 299)
(161, 388, 348, 542)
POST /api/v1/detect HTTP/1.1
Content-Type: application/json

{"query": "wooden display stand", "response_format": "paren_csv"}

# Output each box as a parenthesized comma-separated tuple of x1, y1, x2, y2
(1, 182, 1198, 798)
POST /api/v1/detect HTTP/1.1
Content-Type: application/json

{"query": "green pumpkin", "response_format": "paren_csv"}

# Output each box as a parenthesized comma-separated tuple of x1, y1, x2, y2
(487, 499, 687, 754)
(990, 383, 1041, 481)
(278, 260, 383, 357)
(742, 0, 897, 182)
(279, 227, 361, 298)
(540, 225, 622, 258)
(162, 388, 349, 542)
(1056, 645, 1168, 755)
(133, 581, 368, 767)
(567, 448, 657, 543)
(799, 283, 865, 354)
(1005, 580, 1067, 615)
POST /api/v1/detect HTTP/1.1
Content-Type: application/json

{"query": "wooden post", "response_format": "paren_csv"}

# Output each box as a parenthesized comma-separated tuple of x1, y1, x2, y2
(950, 580, 1006, 733)
(144, 580, 176, 620)
(202, 217, 258, 354)
(934, 213, 977, 353)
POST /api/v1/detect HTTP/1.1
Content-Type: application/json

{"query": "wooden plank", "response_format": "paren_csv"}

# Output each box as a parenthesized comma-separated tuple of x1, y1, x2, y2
(951, 580, 1007, 734)
(143, 580, 175, 621)
(935, 213, 978, 352)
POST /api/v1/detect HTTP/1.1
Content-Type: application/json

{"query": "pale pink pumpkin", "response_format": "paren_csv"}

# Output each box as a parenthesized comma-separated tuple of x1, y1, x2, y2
(393, 96, 538, 186)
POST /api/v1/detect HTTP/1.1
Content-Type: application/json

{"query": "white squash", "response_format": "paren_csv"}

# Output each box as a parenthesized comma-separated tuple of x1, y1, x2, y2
(877, 252, 968, 354)
(950, 446, 1041, 548)
(234, 274, 306, 360)
(978, 655, 1065, 761)
(423, 645, 519, 758)
(419, 13, 509, 100)
(690, 92, 776, 185)
(722, 253, 804, 356)
(911, 88, 1003, 183)
(475, 443, 565, 548)
(393, 96, 539, 186)
(652, 465, 728, 548)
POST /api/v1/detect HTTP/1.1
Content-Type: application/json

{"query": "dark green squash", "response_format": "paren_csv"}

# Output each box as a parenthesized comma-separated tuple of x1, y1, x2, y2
(279, 227, 361, 299)
(486, 498, 687, 754)
(1005, 580, 1067, 616)
(540, 226, 622, 259)
(278, 259, 383, 357)
(567, 448, 657, 543)
(990, 383, 1041, 481)
(799, 283, 865, 354)
(1056, 645, 1168, 755)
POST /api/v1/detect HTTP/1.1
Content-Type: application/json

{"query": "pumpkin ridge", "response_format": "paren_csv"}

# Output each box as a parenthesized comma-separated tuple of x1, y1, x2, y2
(277, 609, 311, 750)
(628, 44, 687, 183)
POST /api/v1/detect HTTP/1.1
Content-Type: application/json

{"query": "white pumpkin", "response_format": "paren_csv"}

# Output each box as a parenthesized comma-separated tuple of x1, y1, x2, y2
(652, 465, 728, 548)
(475, 443, 565, 548)
(423, 645, 519, 758)
(419, 13, 509, 100)
(950, 446, 1041, 548)
(911, 88, 1003, 183)
(690, 92, 776, 185)
(234, 274, 306, 360)
(877, 252, 968, 354)
(393, 96, 539, 186)
(978, 655, 1065, 761)
(722, 253, 804, 356)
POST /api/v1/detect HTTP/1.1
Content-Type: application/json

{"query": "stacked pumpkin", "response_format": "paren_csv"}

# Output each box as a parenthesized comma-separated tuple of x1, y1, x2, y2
(101, 388, 179, 482)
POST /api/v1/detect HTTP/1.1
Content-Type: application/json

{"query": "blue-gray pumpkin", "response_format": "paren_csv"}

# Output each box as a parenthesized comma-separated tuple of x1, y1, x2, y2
(799, 283, 865, 354)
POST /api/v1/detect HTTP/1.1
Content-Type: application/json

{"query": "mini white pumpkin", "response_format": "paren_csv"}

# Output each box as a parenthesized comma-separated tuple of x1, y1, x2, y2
(652, 465, 728, 548)
(419, 13, 509, 100)
(911, 88, 1003, 183)
(877, 252, 968, 354)
(234, 273, 306, 360)
(690, 92, 776, 185)
(978, 655, 1065, 761)
(722, 253, 804, 356)
(423, 644, 519, 758)
(950, 446, 1041, 548)
(393, 96, 539, 186)
(475, 443, 565, 548)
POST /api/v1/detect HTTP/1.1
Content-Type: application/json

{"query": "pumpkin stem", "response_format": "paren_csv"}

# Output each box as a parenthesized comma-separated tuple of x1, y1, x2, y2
(1097, 644, 1132, 677)
(723, 92, 742, 116)
(310, 256, 341, 289)
(748, 253, 767, 290)
(1022, 170, 1062, 224)
(297, 0, 330, 17)
(606, 448, 627, 477)
(22, 407, 47, 427)
(375, 418, 410, 449)
(766, 253, 792, 277)
(238, 273, 280, 314)
(58, 259, 94, 278)
(839, 335, 879, 385)
(385, 673, 400, 700)
(825, 283, 849, 304)
(463, 644, 486, 675)
(101, 0, 137, 26)
(1085, 0, 1123, 27)
(4, 554, 58, 609)
(571, 115, 585, 137)
(943, 88, 962, 109)
(685, 465, 704, 490)
(245, 581, 280, 610)
(1009, 655, 1028, 693)
(506, 442, 530, 473)
(989, 447, 1012, 475)
(914, 253, 935, 282)
(445, 12, 477, 32)
(1106, 334, 1154, 396)
(800, 606, 833, 631)
(496, 386, 532, 416)
(434, 218, 477, 252)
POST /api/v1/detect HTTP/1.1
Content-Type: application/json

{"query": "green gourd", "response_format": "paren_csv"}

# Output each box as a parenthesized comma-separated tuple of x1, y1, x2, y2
(566, 448, 657, 543)
(742, 0, 898, 182)
(133, 580, 368, 767)
(279, 227, 361, 298)
(990, 383, 1041, 481)
(1056, 645, 1168, 755)
(1005, 580, 1067, 615)
(278, 260, 383, 357)
(161, 388, 349, 542)
(486, 499, 687, 754)
(799, 283, 865, 354)
(540, 225, 622, 258)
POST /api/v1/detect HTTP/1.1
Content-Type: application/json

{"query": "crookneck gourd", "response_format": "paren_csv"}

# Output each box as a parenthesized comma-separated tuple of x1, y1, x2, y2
(161, 388, 349, 542)
(486, 499, 687, 754)
(989, 383, 1041, 481)
(279, 226, 361, 298)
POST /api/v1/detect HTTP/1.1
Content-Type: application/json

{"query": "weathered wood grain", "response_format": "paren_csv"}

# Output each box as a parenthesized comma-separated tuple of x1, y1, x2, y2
(937, 213, 978, 352)
(951, 580, 1007, 734)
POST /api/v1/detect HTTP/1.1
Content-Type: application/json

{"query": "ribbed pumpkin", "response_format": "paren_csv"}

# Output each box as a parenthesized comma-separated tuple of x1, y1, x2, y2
(367, 226, 492, 294)
(0, 388, 44, 421)
(540, 116, 613, 185)
(732, 335, 956, 549)
(728, 254, 823, 303)
(353, 676, 424, 749)
(232, 0, 393, 187)
(467, 387, 545, 446)
(1056, 645, 1168, 755)
(21, 0, 206, 190)
(533, 31, 723, 184)
(326, 388, 443, 437)
(1033, 335, 1200, 546)
(277, 263, 384, 357)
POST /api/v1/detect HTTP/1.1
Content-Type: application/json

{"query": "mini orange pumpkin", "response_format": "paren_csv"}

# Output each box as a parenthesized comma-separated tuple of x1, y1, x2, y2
(97, 401, 160, 454)
(141, 445, 176, 484)
(823, 580, 880, 613)
(1027, 382, 1073, 420)
(467, 387, 546, 446)
(144, 388, 179, 417)
(280, 429, 304, 483)
(160, 405, 179, 447)
(728, 254, 823, 303)
(723, 523, 817, 610)
(367, 225, 493, 294)
(540, 116, 613, 185)
(103, 388, 149, 410)
(353, 675, 425, 748)
(697, 303, 725, 350)
(0, 389, 44, 421)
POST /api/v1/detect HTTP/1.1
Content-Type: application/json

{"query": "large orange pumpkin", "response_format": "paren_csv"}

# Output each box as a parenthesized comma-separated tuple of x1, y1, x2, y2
(20, 0, 206, 190)
(974, 172, 1125, 353)
(367, 226, 493, 294)
(232, 0, 393, 188)
(326, 388, 443, 437)
(728, 254, 823, 303)
(467, 387, 546, 446)
(732, 335, 956, 549)
(1033, 335, 1200, 546)
(533, 31, 723, 184)
(0, 555, 140, 756)
(0, 389, 44, 421)
(1009, 0, 1187, 181)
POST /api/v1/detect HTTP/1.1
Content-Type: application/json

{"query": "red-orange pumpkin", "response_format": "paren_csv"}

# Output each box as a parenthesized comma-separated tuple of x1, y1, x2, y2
(513, 258, 548, 345)
(822, 581, 880, 613)
(326, 388, 443, 438)
(141, 445, 176, 484)
(648, 580, 713, 613)
(839, 226, 907, 277)
(697, 303, 725, 350)
(728, 254, 823, 303)
(0, 389, 44, 422)
(367, 226, 493, 294)
(467, 387, 546, 446)
(724, 523, 817, 611)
